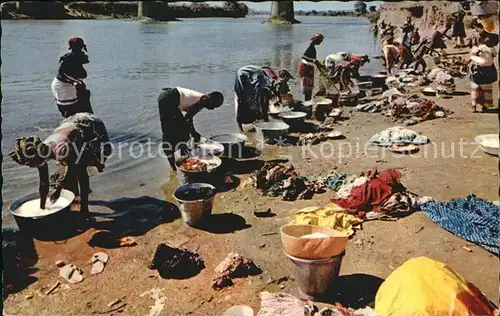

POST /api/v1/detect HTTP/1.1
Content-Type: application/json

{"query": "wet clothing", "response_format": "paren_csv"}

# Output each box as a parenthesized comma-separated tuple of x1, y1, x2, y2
(44, 113, 111, 171)
(234, 65, 272, 125)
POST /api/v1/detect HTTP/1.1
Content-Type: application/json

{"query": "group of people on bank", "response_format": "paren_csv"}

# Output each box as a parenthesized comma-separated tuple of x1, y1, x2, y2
(11, 34, 372, 217)
(379, 2, 498, 113)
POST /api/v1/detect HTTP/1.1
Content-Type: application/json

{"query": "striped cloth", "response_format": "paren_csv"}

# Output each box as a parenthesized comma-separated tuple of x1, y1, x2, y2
(420, 195, 499, 256)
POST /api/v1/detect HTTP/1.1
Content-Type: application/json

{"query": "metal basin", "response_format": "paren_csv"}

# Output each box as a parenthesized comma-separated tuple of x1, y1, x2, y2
(254, 120, 289, 145)
(173, 183, 216, 227)
(279, 111, 307, 127)
(176, 156, 222, 185)
(9, 189, 76, 240)
(209, 133, 247, 157)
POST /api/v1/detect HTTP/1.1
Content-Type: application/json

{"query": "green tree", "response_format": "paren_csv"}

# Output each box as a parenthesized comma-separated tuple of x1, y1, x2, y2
(354, 1, 367, 14)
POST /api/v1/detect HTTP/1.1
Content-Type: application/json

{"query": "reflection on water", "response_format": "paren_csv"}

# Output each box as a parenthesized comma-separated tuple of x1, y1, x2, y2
(2, 16, 381, 217)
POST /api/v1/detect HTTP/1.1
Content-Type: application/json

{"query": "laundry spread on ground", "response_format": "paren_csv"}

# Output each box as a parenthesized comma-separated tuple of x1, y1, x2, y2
(256, 292, 316, 316)
(384, 95, 451, 125)
(291, 204, 364, 236)
(250, 162, 326, 201)
(368, 126, 429, 147)
(420, 195, 500, 256)
(329, 167, 432, 218)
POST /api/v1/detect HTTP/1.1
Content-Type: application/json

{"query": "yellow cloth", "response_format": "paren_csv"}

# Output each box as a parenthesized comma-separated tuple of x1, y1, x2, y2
(291, 203, 363, 236)
(375, 257, 496, 316)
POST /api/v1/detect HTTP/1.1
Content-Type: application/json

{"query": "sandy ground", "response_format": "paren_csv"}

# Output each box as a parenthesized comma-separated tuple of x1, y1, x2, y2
(3, 51, 499, 315)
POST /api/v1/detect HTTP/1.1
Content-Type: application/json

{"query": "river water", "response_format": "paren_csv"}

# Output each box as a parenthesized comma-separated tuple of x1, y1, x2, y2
(2, 16, 381, 221)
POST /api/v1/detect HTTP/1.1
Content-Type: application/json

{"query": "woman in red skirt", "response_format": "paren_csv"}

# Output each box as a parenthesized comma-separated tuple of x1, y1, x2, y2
(298, 33, 324, 101)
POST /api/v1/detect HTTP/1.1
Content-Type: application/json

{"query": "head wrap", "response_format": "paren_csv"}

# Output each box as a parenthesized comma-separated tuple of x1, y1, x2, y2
(68, 37, 87, 51)
(9, 136, 49, 168)
(311, 33, 324, 42)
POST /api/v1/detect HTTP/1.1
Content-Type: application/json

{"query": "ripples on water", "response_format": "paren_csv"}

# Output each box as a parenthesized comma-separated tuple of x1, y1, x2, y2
(2, 16, 382, 213)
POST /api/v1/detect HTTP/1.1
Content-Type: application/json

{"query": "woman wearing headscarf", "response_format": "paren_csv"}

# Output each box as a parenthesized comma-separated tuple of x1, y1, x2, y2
(51, 37, 93, 118)
(158, 87, 224, 171)
(298, 33, 324, 101)
(468, 43, 498, 112)
(9, 113, 111, 215)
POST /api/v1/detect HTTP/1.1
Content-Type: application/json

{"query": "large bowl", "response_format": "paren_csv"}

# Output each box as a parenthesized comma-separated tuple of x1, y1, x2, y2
(209, 133, 248, 157)
(190, 141, 225, 157)
(280, 224, 348, 260)
(279, 111, 307, 126)
(475, 134, 499, 156)
(254, 120, 289, 145)
(173, 183, 216, 227)
(9, 189, 76, 239)
(176, 156, 222, 185)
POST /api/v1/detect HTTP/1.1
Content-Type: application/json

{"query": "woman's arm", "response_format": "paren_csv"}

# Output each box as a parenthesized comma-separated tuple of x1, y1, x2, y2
(58, 60, 85, 86)
(38, 164, 50, 209)
(75, 165, 89, 213)
(184, 107, 202, 142)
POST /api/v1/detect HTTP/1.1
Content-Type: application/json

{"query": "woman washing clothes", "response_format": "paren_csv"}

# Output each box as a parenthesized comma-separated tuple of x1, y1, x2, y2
(158, 87, 224, 171)
(468, 39, 498, 112)
(298, 33, 324, 101)
(51, 37, 93, 118)
(234, 65, 277, 132)
(9, 113, 111, 216)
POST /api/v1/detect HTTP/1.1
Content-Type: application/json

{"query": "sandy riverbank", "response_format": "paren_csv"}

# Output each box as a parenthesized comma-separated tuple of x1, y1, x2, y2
(3, 42, 499, 314)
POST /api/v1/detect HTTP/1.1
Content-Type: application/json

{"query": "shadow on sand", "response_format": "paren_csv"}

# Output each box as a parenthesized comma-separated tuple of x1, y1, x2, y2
(331, 273, 385, 308)
(196, 213, 251, 234)
(87, 196, 180, 248)
(2, 229, 39, 299)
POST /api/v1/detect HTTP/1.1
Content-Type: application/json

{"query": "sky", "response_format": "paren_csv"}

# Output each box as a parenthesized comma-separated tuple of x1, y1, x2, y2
(176, 1, 384, 11)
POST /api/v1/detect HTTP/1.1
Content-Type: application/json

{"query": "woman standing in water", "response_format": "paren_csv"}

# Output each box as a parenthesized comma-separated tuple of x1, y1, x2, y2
(298, 33, 324, 101)
(51, 37, 93, 118)
(9, 113, 111, 216)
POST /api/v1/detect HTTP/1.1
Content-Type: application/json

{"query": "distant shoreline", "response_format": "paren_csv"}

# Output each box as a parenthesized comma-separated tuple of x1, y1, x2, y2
(0, 1, 249, 20)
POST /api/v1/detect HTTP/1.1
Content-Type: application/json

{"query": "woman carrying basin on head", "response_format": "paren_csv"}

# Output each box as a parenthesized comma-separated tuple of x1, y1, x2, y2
(9, 113, 112, 217)
(51, 37, 93, 118)
(158, 87, 224, 171)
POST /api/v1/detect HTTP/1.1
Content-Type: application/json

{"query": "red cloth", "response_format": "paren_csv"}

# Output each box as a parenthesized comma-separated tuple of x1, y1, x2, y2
(333, 168, 402, 211)
(297, 62, 314, 85)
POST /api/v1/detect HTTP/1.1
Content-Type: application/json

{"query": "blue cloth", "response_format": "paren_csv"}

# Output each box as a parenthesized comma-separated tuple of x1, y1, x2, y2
(234, 65, 272, 125)
(421, 195, 500, 256)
